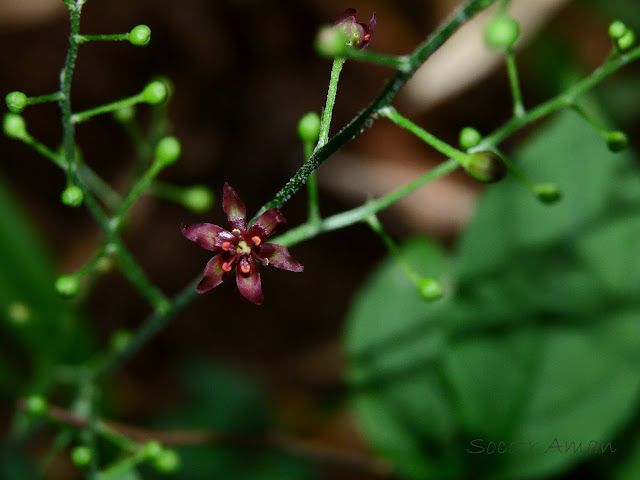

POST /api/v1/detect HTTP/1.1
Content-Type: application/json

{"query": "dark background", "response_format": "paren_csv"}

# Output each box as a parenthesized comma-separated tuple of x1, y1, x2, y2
(1, 1, 639, 478)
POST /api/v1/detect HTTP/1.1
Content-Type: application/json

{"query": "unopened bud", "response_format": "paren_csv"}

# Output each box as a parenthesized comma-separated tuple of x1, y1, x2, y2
(465, 151, 507, 183)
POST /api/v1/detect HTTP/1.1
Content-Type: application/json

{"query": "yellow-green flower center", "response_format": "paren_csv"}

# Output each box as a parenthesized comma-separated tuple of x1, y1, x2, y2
(237, 240, 251, 255)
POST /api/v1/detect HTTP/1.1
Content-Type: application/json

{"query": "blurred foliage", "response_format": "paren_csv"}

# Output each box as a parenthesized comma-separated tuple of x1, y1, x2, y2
(345, 111, 640, 479)
(0, 173, 92, 397)
(145, 359, 316, 480)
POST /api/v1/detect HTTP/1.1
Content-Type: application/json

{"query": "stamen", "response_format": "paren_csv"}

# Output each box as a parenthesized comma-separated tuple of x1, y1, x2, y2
(222, 262, 232, 272)
(363, 34, 371, 42)
(251, 236, 262, 246)
(240, 263, 251, 274)
(221, 241, 231, 251)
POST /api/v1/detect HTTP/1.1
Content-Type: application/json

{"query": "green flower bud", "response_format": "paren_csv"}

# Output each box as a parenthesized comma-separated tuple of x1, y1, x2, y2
(55, 274, 80, 298)
(61, 185, 84, 207)
(129, 24, 151, 47)
(315, 26, 349, 57)
(297, 112, 321, 144)
(534, 183, 562, 204)
(153, 449, 181, 474)
(417, 277, 443, 301)
(95, 257, 114, 273)
(144, 440, 164, 459)
(113, 105, 135, 123)
(155, 136, 181, 166)
(608, 20, 628, 41)
(485, 16, 520, 50)
(25, 394, 48, 416)
(606, 130, 629, 152)
(617, 29, 636, 51)
(71, 446, 92, 467)
(182, 185, 214, 213)
(465, 151, 507, 183)
(7, 301, 30, 326)
(142, 81, 168, 105)
(5, 91, 28, 113)
(458, 126, 482, 150)
(3, 113, 27, 139)
(109, 329, 133, 352)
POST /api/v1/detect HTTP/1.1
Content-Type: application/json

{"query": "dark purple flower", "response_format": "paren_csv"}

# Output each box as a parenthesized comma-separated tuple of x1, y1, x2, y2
(335, 8, 376, 49)
(182, 183, 303, 305)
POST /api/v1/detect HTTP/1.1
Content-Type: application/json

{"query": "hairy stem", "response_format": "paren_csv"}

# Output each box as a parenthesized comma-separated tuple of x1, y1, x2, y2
(60, 1, 83, 186)
(252, 0, 498, 222)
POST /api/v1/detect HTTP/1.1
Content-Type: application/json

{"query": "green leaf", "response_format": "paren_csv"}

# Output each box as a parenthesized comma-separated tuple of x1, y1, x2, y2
(345, 112, 640, 479)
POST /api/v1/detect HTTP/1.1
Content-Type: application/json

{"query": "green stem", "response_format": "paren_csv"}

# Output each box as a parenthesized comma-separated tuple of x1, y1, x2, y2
(304, 141, 321, 223)
(494, 150, 535, 189)
(366, 213, 421, 283)
(274, 158, 460, 248)
(78, 163, 122, 211)
(28, 92, 64, 105)
(17, 133, 120, 209)
(252, 0, 498, 222)
(71, 92, 145, 124)
(20, 133, 63, 166)
(94, 276, 200, 378)
(96, 421, 140, 452)
(343, 49, 411, 72)
(81, 191, 169, 311)
(569, 103, 608, 134)
(112, 160, 164, 222)
(476, 43, 640, 149)
(74, 380, 100, 478)
(317, 57, 346, 149)
(380, 106, 471, 165)
(60, 0, 83, 186)
(75, 33, 128, 44)
(505, 48, 525, 117)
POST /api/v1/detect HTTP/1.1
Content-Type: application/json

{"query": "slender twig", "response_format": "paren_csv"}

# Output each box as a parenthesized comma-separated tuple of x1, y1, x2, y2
(251, 0, 499, 222)
(474, 43, 640, 150)
(71, 92, 145, 124)
(505, 48, 525, 117)
(75, 33, 128, 44)
(379, 106, 470, 164)
(274, 158, 460, 248)
(19, 400, 393, 479)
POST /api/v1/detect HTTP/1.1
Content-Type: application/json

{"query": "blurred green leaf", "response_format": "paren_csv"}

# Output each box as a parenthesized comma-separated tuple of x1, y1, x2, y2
(0, 174, 91, 397)
(148, 359, 316, 480)
(345, 112, 640, 479)
(0, 443, 38, 480)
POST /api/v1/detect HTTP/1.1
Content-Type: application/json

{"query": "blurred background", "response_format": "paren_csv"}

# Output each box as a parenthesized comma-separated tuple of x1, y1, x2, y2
(1, 0, 640, 479)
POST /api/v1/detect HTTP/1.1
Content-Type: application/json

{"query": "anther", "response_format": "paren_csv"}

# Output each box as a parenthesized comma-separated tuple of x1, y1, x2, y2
(221, 241, 231, 251)
(251, 236, 262, 246)
(240, 263, 251, 274)
(222, 262, 232, 272)
(363, 34, 371, 42)
(232, 229, 241, 236)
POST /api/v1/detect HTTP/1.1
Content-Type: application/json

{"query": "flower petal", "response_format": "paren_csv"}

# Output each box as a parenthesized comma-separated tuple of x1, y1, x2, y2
(222, 183, 247, 231)
(368, 13, 377, 35)
(196, 255, 229, 293)
(247, 208, 287, 240)
(335, 8, 357, 25)
(182, 223, 234, 251)
(236, 257, 263, 305)
(257, 243, 304, 272)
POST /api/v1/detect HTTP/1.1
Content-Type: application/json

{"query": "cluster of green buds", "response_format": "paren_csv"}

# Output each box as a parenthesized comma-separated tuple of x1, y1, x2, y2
(609, 20, 636, 52)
